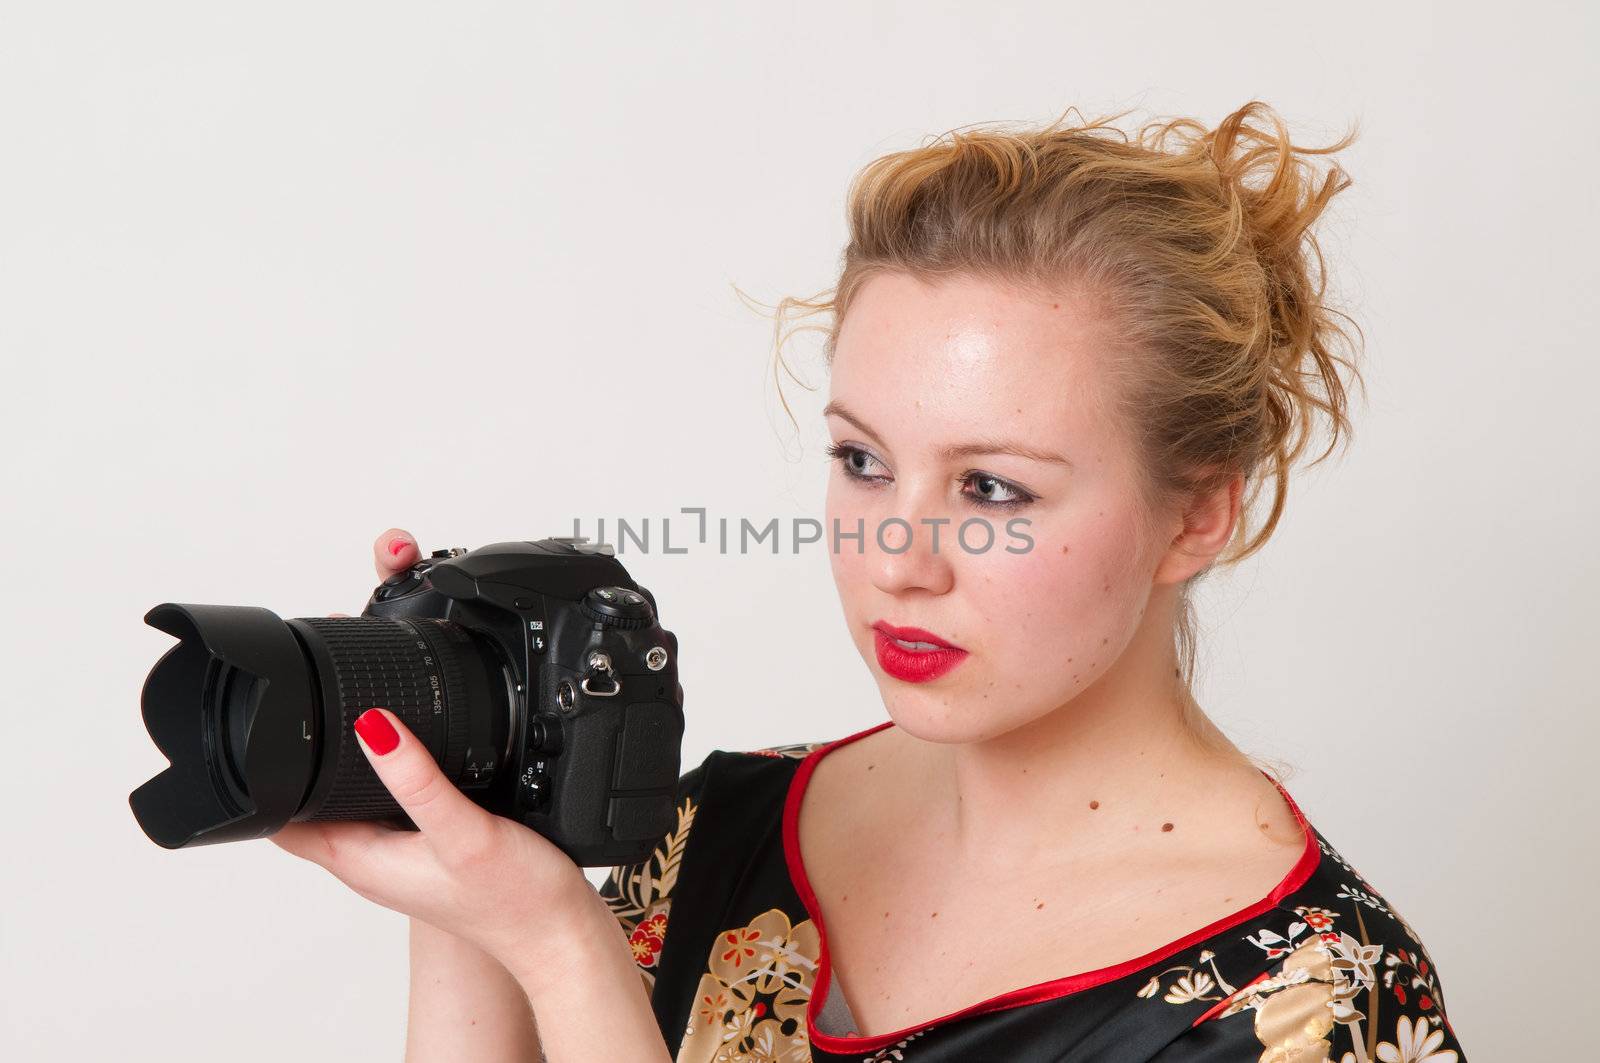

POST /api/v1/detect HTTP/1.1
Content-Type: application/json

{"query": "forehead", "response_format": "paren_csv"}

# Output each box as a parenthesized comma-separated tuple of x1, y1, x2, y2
(829, 271, 1116, 442)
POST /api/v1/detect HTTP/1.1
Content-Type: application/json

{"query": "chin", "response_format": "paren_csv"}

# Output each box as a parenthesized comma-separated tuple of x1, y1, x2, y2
(875, 684, 1021, 746)
(870, 657, 1081, 746)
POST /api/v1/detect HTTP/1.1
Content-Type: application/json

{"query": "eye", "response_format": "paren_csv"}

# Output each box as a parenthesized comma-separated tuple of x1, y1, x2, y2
(830, 442, 1035, 510)
(961, 471, 1035, 510)
(825, 442, 888, 483)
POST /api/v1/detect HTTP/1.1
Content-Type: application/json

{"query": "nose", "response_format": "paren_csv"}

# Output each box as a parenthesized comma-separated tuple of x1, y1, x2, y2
(868, 508, 956, 598)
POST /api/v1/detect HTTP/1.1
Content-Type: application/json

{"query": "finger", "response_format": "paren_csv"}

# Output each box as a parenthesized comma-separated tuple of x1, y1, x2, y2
(350, 707, 492, 864)
(327, 612, 352, 618)
(374, 528, 418, 579)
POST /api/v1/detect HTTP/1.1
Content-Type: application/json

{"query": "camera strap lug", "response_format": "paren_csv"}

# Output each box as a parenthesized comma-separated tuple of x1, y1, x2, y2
(579, 651, 621, 697)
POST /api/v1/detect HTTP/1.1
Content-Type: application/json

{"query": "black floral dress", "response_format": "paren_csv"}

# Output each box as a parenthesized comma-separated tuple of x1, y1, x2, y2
(600, 721, 1466, 1062)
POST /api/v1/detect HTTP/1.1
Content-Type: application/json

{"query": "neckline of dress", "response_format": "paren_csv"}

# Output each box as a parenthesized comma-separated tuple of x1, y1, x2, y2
(779, 718, 1324, 1055)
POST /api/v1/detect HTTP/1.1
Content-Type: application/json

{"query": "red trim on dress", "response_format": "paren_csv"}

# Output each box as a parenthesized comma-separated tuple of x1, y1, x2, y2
(1190, 969, 1271, 1027)
(781, 719, 1323, 1055)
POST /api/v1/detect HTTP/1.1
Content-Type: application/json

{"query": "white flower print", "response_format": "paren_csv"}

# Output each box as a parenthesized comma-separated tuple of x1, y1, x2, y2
(1135, 949, 1234, 1005)
(1319, 839, 1378, 890)
(1163, 973, 1217, 1004)
(1336, 882, 1392, 915)
(1246, 921, 1311, 957)
(861, 1029, 926, 1061)
(1375, 1014, 1458, 1063)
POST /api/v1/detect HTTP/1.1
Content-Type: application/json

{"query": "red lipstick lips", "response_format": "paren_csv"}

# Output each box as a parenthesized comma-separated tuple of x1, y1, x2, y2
(871, 621, 968, 683)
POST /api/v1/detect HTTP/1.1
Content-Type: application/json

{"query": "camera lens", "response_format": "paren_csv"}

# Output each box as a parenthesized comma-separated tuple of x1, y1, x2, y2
(289, 616, 503, 821)
(131, 605, 510, 848)
(207, 659, 262, 811)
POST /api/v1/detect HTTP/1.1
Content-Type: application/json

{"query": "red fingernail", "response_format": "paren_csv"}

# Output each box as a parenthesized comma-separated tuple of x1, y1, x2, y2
(354, 709, 400, 755)
(389, 538, 411, 557)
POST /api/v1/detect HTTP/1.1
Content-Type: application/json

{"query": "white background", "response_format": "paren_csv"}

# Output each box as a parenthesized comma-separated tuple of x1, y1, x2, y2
(3, 2, 1592, 1058)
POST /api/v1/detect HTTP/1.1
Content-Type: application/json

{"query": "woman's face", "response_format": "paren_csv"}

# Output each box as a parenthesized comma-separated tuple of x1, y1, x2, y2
(824, 270, 1173, 744)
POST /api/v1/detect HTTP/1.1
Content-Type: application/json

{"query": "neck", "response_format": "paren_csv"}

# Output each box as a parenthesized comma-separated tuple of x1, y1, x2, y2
(909, 594, 1249, 868)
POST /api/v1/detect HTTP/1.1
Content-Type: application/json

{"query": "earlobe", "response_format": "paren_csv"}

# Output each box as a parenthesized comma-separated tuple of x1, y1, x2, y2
(1182, 474, 1244, 560)
(1154, 474, 1243, 584)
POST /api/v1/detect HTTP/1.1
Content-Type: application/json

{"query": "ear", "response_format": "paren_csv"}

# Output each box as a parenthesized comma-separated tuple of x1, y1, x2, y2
(1152, 471, 1243, 586)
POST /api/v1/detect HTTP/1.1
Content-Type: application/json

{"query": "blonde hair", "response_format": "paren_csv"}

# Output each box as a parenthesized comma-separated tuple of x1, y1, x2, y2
(749, 100, 1365, 709)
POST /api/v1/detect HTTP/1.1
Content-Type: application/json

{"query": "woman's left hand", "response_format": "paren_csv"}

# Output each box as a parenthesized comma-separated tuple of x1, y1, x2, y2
(269, 705, 593, 985)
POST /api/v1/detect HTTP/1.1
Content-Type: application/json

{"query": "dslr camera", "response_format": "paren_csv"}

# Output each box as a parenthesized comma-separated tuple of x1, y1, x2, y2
(129, 536, 684, 866)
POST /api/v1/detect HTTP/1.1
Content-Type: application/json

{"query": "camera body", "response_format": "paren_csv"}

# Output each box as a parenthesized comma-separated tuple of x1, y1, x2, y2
(360, 537, 684, 865)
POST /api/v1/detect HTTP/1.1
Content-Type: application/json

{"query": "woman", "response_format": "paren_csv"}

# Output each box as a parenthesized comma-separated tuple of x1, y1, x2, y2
(273, 101, 1466, 1061)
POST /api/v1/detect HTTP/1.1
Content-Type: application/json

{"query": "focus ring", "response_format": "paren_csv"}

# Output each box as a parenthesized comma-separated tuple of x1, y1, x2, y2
(299, 617, 459, 821)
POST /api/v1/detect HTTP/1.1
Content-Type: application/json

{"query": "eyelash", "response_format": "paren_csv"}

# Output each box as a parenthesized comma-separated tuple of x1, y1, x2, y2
(825, 442, 1037, 511)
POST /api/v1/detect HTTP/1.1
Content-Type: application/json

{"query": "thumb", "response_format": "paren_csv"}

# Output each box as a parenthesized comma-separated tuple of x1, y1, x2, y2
(352, 708, 493, 864)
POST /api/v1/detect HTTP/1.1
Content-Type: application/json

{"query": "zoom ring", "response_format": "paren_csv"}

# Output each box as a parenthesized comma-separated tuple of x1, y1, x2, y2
(299, 617, 466, 821)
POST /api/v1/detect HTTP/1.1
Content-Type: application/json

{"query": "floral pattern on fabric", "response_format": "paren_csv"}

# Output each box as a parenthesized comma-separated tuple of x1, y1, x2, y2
(603, 792, 698, 995)
(1140, 844, 1463, 1063)
(678, 907, 821, 1063)
(599, 745, 819, 998)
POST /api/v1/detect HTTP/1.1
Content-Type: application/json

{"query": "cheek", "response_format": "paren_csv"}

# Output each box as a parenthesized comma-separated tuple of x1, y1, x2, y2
(970, 512, 1149, 683)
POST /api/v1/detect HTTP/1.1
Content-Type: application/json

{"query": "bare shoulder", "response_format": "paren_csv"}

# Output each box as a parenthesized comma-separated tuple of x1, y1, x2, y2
(799, 725, 910, 816)
(1218, 759, 1311, 861)
(793, 725, 911, 868)
(1125, 754, 1311, 908)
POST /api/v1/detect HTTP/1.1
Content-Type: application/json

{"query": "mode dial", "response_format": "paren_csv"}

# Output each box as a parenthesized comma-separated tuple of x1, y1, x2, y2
(579, 585, 654, 630)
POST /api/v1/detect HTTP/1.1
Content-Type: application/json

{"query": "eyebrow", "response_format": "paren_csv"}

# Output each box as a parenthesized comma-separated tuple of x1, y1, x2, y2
(822, 400, 1074, 469)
